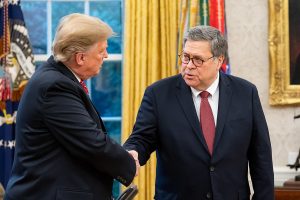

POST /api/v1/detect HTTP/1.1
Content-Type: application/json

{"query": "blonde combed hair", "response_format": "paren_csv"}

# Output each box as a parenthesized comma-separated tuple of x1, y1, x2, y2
(52, 13, 114, 62)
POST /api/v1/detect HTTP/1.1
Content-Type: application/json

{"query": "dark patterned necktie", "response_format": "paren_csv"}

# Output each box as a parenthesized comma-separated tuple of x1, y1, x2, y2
(200, 91, 215, 155)
(80, 80, 89, 94)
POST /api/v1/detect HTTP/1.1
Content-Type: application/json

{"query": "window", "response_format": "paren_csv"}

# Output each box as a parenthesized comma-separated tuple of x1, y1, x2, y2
(22, 0, 123, 197)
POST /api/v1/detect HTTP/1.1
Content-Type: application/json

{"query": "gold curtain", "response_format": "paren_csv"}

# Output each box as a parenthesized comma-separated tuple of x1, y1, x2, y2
(122, 0, 180, 199)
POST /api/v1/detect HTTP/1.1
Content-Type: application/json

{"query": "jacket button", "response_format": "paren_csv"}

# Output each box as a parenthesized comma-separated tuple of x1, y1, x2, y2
(206, 192, 212, 199)
(209, 166, 215, 172)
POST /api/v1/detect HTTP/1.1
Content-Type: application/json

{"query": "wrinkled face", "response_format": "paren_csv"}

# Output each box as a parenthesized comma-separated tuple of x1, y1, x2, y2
(77, 40, 108, 80)
(180, 40, 223, 91)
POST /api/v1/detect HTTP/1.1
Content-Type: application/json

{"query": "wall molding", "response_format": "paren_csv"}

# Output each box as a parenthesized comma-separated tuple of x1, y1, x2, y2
(274, 166, 300, 186)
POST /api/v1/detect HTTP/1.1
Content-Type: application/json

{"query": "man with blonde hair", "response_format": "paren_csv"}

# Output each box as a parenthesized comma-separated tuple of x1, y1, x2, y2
(4, 13, 136, 200)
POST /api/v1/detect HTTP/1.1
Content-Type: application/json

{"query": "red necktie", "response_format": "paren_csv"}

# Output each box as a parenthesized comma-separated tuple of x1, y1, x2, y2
(80, 80, 89, 94)
(200, 91, 215, 155)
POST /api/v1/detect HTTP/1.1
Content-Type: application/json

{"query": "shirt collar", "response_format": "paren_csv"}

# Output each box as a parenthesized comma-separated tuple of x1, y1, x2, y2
(65, 65, 81, 82)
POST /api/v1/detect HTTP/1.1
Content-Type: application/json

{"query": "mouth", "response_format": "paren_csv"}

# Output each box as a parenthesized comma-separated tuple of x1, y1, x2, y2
(184, 72, 194, 79)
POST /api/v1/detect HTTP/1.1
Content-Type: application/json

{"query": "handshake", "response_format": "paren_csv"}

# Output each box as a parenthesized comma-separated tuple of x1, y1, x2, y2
(115, 150, 140, 200)
(127, 150, 140, 177)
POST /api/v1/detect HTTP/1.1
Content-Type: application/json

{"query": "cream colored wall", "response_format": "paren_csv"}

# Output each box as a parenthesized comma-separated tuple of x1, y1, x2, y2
(226, 0, 300, 166)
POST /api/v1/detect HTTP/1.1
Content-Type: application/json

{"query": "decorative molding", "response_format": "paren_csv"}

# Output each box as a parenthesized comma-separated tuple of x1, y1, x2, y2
(274, 166, 300, 186)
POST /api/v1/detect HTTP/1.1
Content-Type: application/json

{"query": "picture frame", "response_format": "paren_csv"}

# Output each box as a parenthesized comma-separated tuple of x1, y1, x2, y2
(269, 0, 300, 105)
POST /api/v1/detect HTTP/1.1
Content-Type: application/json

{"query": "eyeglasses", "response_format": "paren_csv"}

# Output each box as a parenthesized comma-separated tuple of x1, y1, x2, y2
(178, 52, 214, 67)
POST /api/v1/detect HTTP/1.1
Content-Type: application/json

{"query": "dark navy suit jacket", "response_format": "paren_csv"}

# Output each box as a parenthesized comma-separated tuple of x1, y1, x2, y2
(124, 73, 274, 200)
(4, 56, 135, 200)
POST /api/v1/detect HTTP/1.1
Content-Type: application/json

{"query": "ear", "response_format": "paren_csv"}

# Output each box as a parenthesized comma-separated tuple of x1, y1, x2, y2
(75, 52, 85, 65)
(217, 55, 225, 69)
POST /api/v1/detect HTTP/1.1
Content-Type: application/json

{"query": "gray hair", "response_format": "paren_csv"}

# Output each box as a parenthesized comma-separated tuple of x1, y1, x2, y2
(52, 13, 114, 62)
(183, 25, 228, 61)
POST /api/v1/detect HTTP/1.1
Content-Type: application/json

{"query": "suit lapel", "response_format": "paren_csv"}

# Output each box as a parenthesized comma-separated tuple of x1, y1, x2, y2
(175, 75, 209, 153)
(214, 73, 232, 151)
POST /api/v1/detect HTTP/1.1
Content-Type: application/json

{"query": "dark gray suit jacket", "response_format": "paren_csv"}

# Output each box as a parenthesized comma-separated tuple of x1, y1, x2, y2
(4, 56, 135, 200)
(124, 73, 274, 200)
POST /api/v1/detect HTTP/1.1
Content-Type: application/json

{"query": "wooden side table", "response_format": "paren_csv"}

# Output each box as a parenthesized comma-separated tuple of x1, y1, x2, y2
(283, 178, 300, 187)
(275, 179, 300, 200)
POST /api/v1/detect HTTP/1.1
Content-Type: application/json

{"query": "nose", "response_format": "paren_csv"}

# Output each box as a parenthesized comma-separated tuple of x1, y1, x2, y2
(103, 50, 108, 59)
(186, 59, 196, 69)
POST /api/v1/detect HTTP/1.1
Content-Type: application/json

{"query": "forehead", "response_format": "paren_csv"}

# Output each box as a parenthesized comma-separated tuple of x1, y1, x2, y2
(97, 40, 107, 49)
(183, 40, 212, 56)
(87, 40, 107, 52)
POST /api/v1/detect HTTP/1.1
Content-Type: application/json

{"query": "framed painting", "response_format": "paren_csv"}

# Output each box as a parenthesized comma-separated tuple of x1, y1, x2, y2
(269, 0, 300, 105)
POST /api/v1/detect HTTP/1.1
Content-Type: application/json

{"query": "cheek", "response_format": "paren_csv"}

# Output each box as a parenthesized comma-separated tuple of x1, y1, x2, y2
(181, 64, 188, 73)
(195, 67, 205, 75)
(180, 65, 185, 72)
(97, 55, 102, 62)
(98, 58, 103, 64)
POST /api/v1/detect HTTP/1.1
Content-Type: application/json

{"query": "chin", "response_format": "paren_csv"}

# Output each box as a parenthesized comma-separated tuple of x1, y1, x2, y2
(184, 78, 196, 87)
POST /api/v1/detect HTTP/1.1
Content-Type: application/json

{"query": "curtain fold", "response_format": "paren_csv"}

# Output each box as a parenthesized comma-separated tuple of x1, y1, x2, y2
(122, 0, 180, 199)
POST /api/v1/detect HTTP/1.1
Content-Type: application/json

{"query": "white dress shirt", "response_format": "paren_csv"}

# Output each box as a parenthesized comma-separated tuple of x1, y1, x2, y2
(191, 72, 219, 125)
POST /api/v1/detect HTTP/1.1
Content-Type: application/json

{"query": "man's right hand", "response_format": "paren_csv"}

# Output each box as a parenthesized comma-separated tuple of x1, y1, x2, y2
(128, 150, 140, 177)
